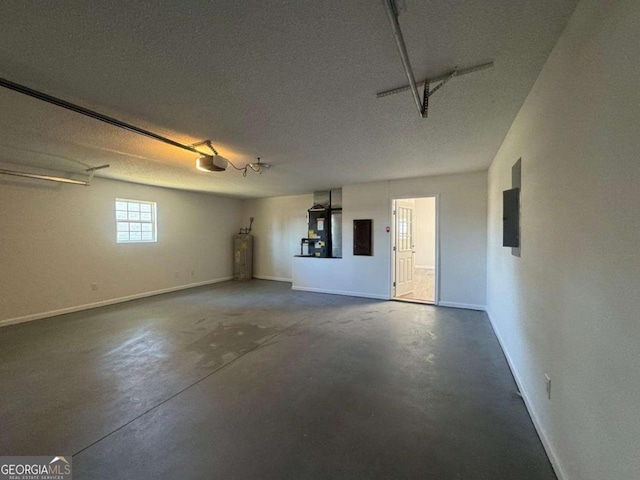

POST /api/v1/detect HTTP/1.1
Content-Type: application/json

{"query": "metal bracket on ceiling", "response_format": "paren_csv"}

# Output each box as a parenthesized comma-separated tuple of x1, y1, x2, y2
(191, 140, 219, 156)
(380, 0, 494, 118)
(376, 62, 493, 100)
(86, 164, 111, 183)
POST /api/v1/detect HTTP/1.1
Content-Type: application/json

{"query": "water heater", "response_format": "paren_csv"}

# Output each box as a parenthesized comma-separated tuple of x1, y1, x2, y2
(233, 234, 253, 280)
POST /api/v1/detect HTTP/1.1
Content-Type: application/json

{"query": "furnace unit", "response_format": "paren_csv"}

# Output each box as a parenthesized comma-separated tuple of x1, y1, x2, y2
(302, 189, 342, 258)
(307, 207, 330, 257)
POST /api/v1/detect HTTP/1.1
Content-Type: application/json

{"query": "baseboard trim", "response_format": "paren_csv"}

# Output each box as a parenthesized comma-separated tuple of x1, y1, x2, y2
(438, 301, 486, 311)
(253, 275, 292, 282)
(291, 286, 388, 300)
(0, 277, 233, 328)
(486, 308, 567, 480)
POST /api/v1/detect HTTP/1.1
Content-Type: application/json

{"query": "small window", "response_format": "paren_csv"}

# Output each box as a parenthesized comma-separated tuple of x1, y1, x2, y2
(115, 198, 157, 243)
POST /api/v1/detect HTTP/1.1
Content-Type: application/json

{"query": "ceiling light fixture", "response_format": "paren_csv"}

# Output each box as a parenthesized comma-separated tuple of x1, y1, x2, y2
(0, 77, 271, 177)
(244, 157, 271, 177)
(0, 164, 110, 186)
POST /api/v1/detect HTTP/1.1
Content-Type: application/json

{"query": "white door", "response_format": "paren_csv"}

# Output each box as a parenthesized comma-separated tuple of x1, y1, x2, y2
(395, 200, 414, 297)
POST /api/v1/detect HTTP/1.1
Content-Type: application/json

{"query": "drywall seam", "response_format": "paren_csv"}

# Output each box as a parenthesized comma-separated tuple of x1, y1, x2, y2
(291, 286, 388, 300)
(253, 275, 292, 282)
(486, 309, 567, 480)
(0, 277, 233, 328)
(438, 301, 486, 311)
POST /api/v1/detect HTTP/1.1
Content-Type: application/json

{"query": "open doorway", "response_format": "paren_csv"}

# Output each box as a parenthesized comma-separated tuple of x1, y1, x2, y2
(391, 197, 438, 304)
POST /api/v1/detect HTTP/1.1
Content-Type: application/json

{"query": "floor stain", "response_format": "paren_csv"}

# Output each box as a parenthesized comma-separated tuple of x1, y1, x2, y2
(186, 322, 279, 368)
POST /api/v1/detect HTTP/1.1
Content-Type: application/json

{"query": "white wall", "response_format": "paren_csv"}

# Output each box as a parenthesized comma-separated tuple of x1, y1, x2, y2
(242, 194, 312, 281)
(293, 171, 487, 309)
(414, 197, 436, 269)
(486, 1, 640, 479)
(0, 174, 242, 326)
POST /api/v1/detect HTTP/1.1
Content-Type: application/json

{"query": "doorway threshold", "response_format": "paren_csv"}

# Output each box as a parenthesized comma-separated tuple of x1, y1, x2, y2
(392, 297, 435, 306)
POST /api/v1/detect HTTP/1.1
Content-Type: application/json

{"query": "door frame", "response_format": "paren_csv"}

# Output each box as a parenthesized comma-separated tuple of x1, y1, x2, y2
(390, 194, 440, 305)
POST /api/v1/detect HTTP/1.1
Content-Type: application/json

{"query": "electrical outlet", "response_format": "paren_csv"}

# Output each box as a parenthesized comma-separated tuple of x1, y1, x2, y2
(90, 283, 98, 291)
(545, 374, 551, 400)
(174, 271, 180, 279)
(191, 270, 195, 277)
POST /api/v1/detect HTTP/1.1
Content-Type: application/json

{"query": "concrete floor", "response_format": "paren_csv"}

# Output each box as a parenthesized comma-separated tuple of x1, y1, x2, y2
(0, 280, 555, 479)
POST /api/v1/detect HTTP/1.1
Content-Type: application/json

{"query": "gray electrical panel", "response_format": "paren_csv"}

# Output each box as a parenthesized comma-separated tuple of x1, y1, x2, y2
(233, 234, 253, 280)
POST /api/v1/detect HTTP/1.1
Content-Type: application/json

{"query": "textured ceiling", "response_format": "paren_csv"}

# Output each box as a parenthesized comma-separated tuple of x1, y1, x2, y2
(0, 0, 578, 198)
